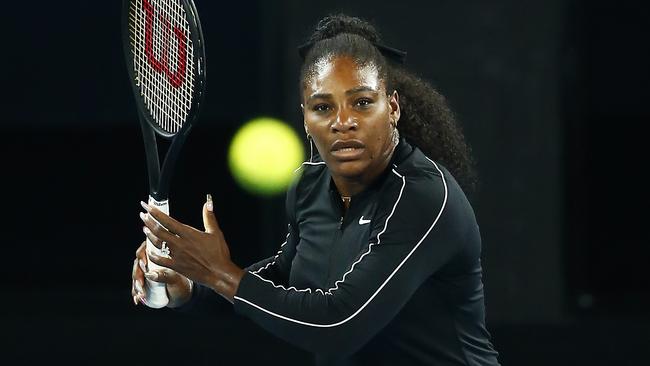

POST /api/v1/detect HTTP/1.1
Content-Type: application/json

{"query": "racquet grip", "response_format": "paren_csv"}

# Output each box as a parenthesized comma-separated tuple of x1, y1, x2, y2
(143, 196, 171, 309)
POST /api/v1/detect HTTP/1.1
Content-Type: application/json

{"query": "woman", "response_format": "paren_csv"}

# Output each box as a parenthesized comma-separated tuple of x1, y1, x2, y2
(132, 14, 500, 365)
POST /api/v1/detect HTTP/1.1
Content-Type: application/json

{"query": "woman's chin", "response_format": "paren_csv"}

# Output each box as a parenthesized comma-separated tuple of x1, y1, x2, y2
(328, 160, 368, 179)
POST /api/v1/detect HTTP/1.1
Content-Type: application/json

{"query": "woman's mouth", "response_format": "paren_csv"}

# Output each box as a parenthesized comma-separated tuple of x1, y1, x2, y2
(330, 139, 365, 160)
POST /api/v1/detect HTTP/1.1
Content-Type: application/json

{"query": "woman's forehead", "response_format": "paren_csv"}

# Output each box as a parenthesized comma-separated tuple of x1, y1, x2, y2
(304, 55, 384, 95)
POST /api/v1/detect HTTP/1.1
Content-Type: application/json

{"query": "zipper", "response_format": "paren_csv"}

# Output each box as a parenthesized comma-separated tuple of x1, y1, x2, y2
(327, 189, 349, 285)
(327, 217, 344, 285)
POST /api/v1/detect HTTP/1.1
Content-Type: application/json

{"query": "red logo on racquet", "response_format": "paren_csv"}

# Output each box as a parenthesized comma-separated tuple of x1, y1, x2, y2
(143, 0, 187, 88)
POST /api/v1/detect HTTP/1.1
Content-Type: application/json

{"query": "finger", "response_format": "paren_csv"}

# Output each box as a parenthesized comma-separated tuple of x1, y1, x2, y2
(144, 267, 176, 284)
(202, 193, 220, 234)
(133, 241, 148, 306)
(132, 259, 146, 305)
(141, 214, 179, 248)
(141, 225, 166, 249)
(136, 261, 147, 292)
(132, 259, 145, 295)
(139, 258, 147, 273)
(148, 251, 174, 271)
(140, 201, 191, 236)
(132, 258, 140, 287)
(131, 259, 138, 296)
(144, 268, 180, 285)
(135, 241, 147, 261)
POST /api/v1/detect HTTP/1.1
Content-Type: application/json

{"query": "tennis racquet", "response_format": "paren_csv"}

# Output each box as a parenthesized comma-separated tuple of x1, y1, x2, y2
(122, 0, 207, 308)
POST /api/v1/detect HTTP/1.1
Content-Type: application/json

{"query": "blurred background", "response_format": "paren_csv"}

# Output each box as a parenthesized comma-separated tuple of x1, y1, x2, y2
(1, 0, 648, 364)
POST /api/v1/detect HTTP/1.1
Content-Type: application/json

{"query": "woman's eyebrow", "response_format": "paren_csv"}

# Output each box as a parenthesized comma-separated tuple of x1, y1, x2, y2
(307, 86, 378, 101)
(346, 86, 378, 95)
(307, 92, 332, 101)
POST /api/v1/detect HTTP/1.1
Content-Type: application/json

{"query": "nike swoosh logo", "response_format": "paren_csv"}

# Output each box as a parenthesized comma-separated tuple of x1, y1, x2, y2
(358, 216, 371, 225)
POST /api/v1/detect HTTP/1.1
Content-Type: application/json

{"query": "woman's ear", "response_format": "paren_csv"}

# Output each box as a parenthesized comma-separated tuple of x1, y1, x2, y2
(389, 90, 401, 126)
(301, 104, 310, 136)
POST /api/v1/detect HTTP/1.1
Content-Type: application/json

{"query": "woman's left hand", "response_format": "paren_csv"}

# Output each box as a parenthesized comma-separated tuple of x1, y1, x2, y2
(139, 195, 245, 303)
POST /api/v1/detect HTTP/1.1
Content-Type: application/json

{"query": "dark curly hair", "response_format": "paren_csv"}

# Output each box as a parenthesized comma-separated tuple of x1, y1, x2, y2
(299, 14, 477, 192)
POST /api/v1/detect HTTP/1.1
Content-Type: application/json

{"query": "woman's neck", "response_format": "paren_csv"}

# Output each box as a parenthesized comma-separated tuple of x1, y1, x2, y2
(332, 177, 368, 198)
(332, 139, 398, 198)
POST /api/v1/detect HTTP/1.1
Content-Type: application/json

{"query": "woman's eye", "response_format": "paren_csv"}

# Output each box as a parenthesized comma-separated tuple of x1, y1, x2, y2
(356, 98, 373, 107)
(313, 104, 330, 112)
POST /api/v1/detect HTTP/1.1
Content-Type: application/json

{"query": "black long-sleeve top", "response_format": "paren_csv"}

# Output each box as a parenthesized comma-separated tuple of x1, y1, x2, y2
(185, 139, 500, 365)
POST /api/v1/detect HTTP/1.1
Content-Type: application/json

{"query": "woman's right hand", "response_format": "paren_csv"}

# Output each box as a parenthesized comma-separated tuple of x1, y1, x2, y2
(131, 240, 193, 308)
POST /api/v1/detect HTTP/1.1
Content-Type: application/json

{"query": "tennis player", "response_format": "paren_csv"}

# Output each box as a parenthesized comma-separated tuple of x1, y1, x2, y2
(132, 14, 500, 366)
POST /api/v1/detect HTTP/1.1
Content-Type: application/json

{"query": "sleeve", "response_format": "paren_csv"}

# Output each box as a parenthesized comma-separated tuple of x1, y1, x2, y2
(175, 177, 301, 313)
(241, 222, 299, 287)
(174, 223, 298, 314)
(232, 169, 471, 356)
(242, 174, 301, 286)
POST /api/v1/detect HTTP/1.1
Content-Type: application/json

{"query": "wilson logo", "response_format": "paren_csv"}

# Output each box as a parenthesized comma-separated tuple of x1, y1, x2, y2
(143, 0, 187, 88)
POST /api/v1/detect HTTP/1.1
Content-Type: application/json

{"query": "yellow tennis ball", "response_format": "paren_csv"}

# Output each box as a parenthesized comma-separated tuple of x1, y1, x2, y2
(228, 117, 304, 195)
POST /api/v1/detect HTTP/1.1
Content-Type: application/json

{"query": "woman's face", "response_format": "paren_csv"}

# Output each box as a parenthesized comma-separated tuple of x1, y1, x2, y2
(302, 56, 400, 182)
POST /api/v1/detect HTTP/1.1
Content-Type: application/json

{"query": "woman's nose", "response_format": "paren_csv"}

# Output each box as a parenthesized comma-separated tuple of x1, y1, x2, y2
(331, 110, 358, 132)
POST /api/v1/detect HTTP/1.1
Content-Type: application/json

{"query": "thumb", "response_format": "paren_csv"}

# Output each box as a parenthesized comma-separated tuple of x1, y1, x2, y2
(202, 193, 220, 234)
(144, 268, 178, 284)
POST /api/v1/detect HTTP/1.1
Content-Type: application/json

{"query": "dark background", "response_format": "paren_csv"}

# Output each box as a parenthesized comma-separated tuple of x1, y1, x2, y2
(1, 0, 648, 364)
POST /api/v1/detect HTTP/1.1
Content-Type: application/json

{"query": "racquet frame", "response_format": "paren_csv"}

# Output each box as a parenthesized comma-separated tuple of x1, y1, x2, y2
(121, 0, 207, 201)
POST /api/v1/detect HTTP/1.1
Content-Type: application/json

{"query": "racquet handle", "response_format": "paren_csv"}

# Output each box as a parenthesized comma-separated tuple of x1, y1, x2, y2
(144, 196, 170, 309)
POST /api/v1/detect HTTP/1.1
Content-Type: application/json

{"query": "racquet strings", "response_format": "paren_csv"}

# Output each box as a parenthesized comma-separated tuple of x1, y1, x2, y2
(128, 0, 196, 135)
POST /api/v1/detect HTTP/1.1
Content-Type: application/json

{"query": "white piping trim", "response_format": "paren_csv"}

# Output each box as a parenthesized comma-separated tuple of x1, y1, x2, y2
(247, 228, 324, 294)
(293, 160, 326, 173)
(301, 162, 326, 166)
(250, 260, 275, 275)
(234, 160, 449, 328)
(250, 231, 290, 275)
(250, 272, 326, 295)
